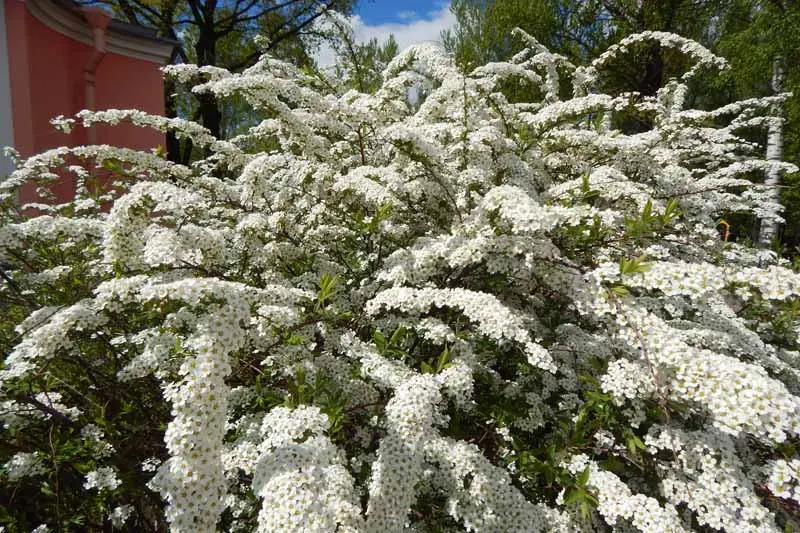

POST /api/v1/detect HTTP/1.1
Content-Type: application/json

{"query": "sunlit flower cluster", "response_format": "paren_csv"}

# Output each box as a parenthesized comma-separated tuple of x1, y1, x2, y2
(1, 28, 799, 533)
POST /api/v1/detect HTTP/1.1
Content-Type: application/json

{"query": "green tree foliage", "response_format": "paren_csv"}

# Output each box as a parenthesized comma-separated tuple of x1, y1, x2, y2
(713, 0, 800, 251)
(444, 0, 800, 253)
(443, 0, 722, 85)
(322, 12, 400, 95)
(441, 0, 560, 70)
(79, 0, 356, 162)
(333, 34, 399, 93)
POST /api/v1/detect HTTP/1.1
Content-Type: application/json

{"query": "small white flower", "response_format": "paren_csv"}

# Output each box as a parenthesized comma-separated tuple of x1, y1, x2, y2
(83, 466, 120, 491)
(109, 505, 134, 528)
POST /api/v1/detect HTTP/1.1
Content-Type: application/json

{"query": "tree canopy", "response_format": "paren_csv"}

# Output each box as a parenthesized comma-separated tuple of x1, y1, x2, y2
(443, 0, 800, 252)
(78, 0, 357, 162)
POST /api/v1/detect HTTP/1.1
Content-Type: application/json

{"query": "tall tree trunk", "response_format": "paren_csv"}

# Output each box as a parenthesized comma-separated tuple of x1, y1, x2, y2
(160, 9, 186, 164)
(198, 92, 222, 141)
(641, 43, 663, 97)
(196, 24, 222, 142)
(757, 56, 785, 248)
(164, 77, 183, 163)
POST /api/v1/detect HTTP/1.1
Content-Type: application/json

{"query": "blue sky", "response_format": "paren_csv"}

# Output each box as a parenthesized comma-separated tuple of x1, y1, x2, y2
(316, 1, 455, 66)
(356, 0, 451, 26)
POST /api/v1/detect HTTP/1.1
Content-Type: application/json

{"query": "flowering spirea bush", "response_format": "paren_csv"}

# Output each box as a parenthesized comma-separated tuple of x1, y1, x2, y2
(2, 30, 800, 532)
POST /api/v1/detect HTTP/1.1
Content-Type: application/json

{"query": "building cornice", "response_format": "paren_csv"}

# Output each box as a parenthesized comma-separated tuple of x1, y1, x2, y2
(25, 0, 175, 64)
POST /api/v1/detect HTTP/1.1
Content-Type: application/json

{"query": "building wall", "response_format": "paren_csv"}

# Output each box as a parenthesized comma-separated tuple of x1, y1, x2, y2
(3, 0, 168, 203)
(93, 51, 167, 149)
(0, 0, 14, 177)
(6, 0, 83, 156)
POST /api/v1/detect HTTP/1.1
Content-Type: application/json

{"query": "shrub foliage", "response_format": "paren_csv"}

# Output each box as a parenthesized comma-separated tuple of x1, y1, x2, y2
(1, 31, 800, 532)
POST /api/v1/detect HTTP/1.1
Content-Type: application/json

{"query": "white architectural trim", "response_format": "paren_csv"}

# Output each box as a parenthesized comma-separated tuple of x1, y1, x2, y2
(0, 0, 15, 177)
(26, 0, 174, 64)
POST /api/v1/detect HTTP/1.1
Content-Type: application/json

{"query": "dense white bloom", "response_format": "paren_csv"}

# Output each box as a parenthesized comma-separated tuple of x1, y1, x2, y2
(764, 459, 800, 504)
(109, 505, 134, 528)
(3, 452, 47, 482)
(564, 454, 687, 532)
(366, 375, 442, 531)
(367, 287, 556, 372)
(645, 427, 778, 532)
(83, 466, 121, 491)
(1, 28, 798, 533)
(250, 406, 363, 533)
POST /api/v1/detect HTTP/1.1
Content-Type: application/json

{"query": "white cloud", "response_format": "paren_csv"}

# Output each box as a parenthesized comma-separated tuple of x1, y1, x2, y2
(397, 10, 418, 21)
(315, 3, 456, 67)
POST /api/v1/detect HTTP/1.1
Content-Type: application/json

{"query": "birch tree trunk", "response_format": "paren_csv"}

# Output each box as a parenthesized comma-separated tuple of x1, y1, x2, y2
(757, 56, 785, 248)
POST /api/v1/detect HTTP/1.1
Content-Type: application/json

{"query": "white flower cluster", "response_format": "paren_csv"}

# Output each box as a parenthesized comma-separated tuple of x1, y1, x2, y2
(2, 28, 799, 533)
(83, 466, 121, 491)
(564, 455, 686, 532)
(81, 424, 115, 458)
(1, 392, 81, 430)
(764, 459, 800, 504)
(2, 301, 108, 381)
(580, 31, 727, 88)
(604, 300, 799, 442)
(109, 505, 134, 528)
(249, 406, 363, 533)
(148, 302, 249, 533)
(367, 287, 555, 372)
(366, 375, 442, 531)
(645, 427, 778, 532)
(2, 452, 47, 482)
(426, 437, 574, 532)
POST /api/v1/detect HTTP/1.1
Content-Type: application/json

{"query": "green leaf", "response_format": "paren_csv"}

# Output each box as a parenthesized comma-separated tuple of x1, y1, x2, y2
(436, 346, 452, 373)
(663, 198, 682, 222)
(563, 487, 585, 505)
(600, 457, 626, 473)
(642, 199, 653, 221)
(286, 333, 306, 346)
(375, 201, 393, 222)
(619, 255, 650, 276)
(609, 284, 629, 296)
(577, 466, 591, 487)
(373, 330, 387, 353)
(626, 433, 645, 454)
(40, 482, 54, 496)
(389, 326, 407, 347)
(101, 158, 123, 173)
(315, 273, 340, 312)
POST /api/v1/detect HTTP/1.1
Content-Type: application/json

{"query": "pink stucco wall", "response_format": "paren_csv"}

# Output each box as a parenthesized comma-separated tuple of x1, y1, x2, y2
(4, 0, 166, 204)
